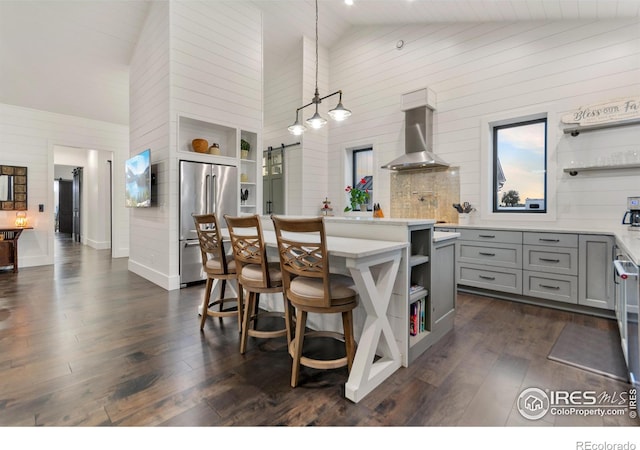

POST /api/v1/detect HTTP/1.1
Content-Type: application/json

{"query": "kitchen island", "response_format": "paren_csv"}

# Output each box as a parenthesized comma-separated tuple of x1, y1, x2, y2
(322, 217, 460, 366)
(252, 216, 460, 401)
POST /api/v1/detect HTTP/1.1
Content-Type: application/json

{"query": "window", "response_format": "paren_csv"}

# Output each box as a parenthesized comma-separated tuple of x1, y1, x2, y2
(493, 118, 547, 213)
(352, 148, 373, 211)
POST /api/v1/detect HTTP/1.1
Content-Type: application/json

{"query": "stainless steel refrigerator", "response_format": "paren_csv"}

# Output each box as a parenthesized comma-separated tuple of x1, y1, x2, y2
(179, 160, 238, 285)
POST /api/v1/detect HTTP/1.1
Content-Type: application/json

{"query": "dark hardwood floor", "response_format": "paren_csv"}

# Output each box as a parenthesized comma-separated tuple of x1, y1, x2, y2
(0, 234, 637, 429)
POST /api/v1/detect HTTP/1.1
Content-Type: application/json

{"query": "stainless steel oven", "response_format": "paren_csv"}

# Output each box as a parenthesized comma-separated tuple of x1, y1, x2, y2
(614, 257, 639, 387)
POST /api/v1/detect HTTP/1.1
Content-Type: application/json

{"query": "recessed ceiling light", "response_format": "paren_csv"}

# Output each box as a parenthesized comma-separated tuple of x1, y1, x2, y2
(345, 0, 354, 5)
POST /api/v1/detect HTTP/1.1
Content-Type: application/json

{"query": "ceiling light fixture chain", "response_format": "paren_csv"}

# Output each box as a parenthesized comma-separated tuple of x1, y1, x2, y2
(314, 0, 319, 101)
(287, 0, 351, 135)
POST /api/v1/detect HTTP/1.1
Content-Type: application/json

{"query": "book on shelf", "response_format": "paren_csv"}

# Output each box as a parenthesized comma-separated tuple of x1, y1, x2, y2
(410, 296, 427, 336)
(410, 301, 418, 336)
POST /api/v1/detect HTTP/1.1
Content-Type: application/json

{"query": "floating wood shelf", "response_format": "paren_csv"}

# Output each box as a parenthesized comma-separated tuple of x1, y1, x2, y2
(563, 164, 640, 176)
(563, 118, 640, 136)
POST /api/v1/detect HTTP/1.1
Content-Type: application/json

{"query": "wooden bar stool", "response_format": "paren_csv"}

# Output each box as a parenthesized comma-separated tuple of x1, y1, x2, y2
(271, 215, 357, 388)
(192, 213, 241, 332)
(224, 214, 292, 354)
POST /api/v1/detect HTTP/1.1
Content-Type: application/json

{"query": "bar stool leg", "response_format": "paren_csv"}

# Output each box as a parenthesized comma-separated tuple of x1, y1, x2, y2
(219, 279, 227, 312)
(236, 281, 244, 333)
(342, 310, 356, 372)
(240, 291, 256, 354)
(283, 296, 293, 347)
(291, 309, 307, 388)
(200, 277, 213, 331)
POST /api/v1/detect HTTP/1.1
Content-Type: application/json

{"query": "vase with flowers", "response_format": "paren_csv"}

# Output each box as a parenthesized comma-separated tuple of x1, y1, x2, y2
(344, 178, 370, 212)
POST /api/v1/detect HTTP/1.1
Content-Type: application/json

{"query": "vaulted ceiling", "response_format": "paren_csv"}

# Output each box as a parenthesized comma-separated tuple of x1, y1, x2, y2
(1, 0, 638, 125)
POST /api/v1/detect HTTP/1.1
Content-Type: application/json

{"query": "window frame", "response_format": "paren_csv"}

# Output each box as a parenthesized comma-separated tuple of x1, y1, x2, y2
(492, 117, 548, 214)
(351, 147, 373, 211)
(479, 108, 556, 224)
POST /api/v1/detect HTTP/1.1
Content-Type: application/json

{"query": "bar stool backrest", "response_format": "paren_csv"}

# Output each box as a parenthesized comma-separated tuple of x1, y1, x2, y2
(225, 214, 272, 289)
(192, 213, 229, 275)
(271, 215, 331, 308)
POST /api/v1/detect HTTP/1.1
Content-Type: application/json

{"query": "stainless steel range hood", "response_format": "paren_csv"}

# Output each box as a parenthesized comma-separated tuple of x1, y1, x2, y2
(381, 89, 450, 171)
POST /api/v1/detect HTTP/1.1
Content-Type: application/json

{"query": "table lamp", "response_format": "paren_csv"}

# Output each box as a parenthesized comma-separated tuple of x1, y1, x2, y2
(15, 211, 27, 227)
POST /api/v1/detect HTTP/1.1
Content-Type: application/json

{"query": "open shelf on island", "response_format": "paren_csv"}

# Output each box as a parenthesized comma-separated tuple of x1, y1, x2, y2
(410, 255, 430, 266)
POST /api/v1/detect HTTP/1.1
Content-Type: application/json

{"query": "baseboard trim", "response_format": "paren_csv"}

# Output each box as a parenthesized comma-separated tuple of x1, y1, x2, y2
(128, 259, 181, 291)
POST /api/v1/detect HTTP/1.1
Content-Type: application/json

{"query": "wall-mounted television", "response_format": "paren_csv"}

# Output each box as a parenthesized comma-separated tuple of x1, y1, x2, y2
(125, 149, 151, 208)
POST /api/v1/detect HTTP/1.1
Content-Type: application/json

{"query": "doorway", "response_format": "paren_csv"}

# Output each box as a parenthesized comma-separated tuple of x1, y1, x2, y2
(72, 167, 82, 243)
(53, 144, 114, 264)
(57, 179, 73, 234)
(263, 146, 285, 215)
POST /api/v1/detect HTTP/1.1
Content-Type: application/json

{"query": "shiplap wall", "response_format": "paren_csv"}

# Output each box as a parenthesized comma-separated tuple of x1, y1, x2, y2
(263, 38, 303, 215)
(169, 1, 262, 289)
(128, 0, 172, 288)
(263, 35, 332, 216)
(129, 1, 263, 290)
(300, 35, 330, 215)
(0, 103, 129, 267)
(328, 20, 640, 227)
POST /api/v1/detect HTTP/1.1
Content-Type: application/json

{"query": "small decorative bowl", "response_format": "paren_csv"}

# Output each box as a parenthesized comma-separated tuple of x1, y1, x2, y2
(192, 138, 208, 153)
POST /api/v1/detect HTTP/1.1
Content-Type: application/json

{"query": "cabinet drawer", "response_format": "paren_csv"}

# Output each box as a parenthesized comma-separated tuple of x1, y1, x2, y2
(458, 263, 522, 295)
(458, 228, 522, 244)
(458, 242, 522, 269)
(523, 245, 578, 276)
(523, 232, 577, 248)
(523, 271, 577, 304)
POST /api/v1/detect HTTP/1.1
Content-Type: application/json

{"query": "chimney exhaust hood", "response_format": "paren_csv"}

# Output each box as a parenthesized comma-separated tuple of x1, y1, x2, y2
(381, 88, 450, 171)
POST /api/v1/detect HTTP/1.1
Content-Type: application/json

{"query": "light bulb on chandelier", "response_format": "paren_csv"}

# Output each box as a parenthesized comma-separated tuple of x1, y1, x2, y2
(287, 0, 351, 135)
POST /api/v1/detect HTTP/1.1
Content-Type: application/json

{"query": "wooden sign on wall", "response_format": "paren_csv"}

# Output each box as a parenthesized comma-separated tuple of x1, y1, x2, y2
(562, 96, 640, 126)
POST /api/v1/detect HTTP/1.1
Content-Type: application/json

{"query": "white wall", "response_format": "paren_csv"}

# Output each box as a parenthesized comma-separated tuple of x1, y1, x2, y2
(263, 38, 303, 214)
(327, 19, 640, 227)
(299, 35, 330, 216)
(129, 0, 263, 290)
(263, 35, 332, 215)
(128, 0, 172, 288)
(0, 103, 129, 267)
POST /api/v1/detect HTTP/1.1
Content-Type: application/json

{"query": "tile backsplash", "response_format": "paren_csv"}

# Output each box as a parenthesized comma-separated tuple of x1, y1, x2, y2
(390, 167, 460, 223)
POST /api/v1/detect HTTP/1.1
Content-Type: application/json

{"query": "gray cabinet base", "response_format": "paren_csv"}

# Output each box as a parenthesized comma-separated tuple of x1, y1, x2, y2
(457, 285, 615, 320)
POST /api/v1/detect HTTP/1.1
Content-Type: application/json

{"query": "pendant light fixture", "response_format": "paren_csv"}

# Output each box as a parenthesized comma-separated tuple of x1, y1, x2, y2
(288, 0, 351, 136)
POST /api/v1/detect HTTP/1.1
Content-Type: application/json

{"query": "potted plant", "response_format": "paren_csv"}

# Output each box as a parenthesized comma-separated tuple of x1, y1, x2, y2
(344, 178, 370, 212)
(241, 139, 251, 159)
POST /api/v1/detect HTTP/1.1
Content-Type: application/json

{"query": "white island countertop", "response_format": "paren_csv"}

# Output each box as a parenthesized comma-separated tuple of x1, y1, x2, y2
(324, 216, 436, 227)
(324, 216, 458, 243)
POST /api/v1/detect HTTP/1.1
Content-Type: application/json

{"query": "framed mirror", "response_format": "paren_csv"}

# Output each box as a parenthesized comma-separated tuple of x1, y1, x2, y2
(0, 165, 27, 210)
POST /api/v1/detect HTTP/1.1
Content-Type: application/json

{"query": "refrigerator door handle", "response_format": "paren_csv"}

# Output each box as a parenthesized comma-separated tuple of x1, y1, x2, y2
(205, 174, 210, 214)
(211, 174, 217, 214)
